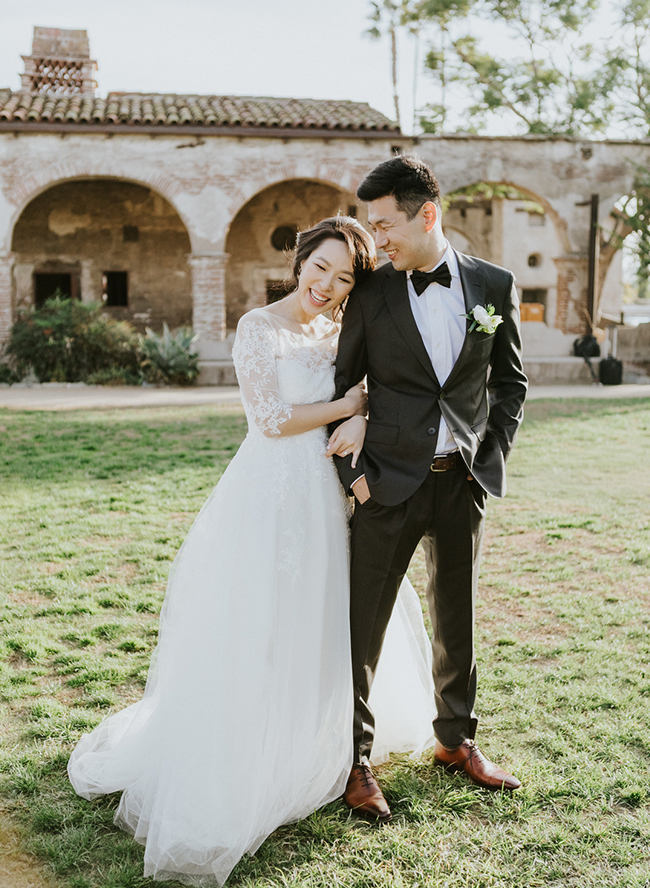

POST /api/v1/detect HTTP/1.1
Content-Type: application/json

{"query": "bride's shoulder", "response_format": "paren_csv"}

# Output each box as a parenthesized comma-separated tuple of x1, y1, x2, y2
(235, 307, 277, 336)
(237, 306, 272, 324)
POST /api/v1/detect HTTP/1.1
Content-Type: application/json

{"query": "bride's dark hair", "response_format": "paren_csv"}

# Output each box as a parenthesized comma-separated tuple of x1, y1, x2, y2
(275, 216, 376, 313)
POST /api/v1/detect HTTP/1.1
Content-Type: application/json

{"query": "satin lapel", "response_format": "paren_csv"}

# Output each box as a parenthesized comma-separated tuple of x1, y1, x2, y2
(384, 268, 439, 385)
(443, 251, 486, 388)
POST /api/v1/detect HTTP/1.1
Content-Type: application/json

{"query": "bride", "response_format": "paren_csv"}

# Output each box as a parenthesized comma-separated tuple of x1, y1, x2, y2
(68, 216, 435, 886)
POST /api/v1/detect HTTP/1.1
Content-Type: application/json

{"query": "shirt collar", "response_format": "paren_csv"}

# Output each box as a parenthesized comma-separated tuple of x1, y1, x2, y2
(407, 239, 459, 278)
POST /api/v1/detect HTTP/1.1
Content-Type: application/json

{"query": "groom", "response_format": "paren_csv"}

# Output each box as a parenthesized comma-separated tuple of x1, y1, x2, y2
(331, 155, 528, 821)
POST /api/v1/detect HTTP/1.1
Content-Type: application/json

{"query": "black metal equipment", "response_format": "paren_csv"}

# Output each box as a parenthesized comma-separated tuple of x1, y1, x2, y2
(599, 326, 622, 385)
(573, 335, 600, 382)
(599, 356, 623, 385)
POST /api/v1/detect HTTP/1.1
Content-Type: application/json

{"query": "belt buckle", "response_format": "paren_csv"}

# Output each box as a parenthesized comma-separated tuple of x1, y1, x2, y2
(430, 460, 446, 472)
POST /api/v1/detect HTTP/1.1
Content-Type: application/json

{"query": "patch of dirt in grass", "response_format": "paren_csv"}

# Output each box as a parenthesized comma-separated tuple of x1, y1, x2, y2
(0, 810, 59, 888)
(39, 564, 66, 576)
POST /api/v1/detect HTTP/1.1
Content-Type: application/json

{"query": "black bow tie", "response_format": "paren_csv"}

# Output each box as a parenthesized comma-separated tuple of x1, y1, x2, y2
(411, 263, 452, 295)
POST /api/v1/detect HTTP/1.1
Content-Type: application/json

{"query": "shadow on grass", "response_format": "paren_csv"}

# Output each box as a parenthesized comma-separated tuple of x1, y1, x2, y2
(0, 407, 248, 484)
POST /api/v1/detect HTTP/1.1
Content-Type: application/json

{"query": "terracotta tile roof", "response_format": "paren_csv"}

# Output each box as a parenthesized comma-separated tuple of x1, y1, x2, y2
(0, 91, 399, 133)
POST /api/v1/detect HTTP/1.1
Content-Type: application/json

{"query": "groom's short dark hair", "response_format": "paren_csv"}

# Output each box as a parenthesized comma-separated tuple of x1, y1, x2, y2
(356, 155, 441, 220)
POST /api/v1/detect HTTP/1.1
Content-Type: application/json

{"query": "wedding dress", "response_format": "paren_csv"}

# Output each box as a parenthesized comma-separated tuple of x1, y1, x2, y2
(68, 308, 436, 886)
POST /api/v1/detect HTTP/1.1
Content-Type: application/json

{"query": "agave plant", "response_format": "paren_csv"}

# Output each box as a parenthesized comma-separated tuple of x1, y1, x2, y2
(141, 324, 200, 386)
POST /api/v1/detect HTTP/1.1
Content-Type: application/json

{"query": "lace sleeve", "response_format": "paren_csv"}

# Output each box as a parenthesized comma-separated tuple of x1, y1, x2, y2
(232, 312, 293, 436)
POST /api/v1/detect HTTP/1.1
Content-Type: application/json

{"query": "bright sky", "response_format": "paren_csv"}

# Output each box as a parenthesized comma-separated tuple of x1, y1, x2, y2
(0, 0, 621, 136)
(0, 0, 414, 127)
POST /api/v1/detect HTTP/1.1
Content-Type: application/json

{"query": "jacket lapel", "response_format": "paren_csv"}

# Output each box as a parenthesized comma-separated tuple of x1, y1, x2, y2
(443, 251, 486, 387)
(383, 267, 439, 385)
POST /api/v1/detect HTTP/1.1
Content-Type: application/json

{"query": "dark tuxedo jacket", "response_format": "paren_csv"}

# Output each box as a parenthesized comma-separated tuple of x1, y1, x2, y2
(332, 250, 528, 505)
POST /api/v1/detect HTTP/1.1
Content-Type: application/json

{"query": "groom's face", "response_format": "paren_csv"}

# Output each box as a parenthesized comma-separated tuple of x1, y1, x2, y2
(366, 195, 433, 272)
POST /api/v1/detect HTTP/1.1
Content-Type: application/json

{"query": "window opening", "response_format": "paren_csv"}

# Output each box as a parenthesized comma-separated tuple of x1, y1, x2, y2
(102, 271, 129, 307)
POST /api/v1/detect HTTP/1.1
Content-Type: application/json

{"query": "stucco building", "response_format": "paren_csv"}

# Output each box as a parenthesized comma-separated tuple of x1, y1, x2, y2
(1, 27, 647, 382)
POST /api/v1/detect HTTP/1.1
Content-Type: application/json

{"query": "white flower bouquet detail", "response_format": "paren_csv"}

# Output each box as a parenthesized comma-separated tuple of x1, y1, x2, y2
(464, 304, 503, 334)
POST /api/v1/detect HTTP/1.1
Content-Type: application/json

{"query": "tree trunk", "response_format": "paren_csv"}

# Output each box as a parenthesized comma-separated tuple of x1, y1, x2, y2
(390, 23, 401, 129)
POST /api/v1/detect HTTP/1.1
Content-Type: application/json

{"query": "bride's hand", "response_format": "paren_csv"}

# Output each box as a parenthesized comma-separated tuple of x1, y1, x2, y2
(325, 415, 367, 468)
(343, 383, 367, 417)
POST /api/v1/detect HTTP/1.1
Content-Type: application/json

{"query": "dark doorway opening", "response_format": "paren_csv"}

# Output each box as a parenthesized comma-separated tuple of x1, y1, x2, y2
(34, 272, 78, 305)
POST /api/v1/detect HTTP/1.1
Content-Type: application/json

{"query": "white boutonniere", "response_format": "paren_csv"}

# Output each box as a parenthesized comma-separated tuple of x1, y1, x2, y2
(464, 304, 503, 334)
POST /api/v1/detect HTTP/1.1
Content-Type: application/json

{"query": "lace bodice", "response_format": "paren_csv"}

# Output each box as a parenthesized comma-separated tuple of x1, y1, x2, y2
(232, 308, 339, 439)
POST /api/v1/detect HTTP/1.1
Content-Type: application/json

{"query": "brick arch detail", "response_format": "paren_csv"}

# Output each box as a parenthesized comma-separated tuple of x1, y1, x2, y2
(222, 160, 369, 227)
(5, 163, 194, 252)
(443, 179, 572, 256)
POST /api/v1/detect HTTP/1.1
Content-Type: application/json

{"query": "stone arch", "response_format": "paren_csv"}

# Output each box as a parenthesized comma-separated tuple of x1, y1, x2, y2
(4, 169, 195, 256)
(220, 161, 371, 235)
(224, 177, 361, 329)
(11, 178, 193, 330)
(443, 180, 571, 255)
(442, 179, 571, 329)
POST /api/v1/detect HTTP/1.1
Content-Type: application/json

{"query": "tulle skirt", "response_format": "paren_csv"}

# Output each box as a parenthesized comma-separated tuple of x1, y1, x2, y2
(68, 432, 435, 885)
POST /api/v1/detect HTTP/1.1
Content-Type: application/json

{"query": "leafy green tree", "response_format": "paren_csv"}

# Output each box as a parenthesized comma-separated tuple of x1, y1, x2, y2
(417, 0, 616, 135)
(605, 0, 650, 137)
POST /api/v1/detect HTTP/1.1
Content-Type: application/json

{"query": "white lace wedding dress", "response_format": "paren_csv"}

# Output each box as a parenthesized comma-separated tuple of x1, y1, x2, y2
(68, 308, 436, 886)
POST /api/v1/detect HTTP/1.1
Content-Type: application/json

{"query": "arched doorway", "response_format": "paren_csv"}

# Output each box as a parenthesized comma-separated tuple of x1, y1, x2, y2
(224, 179, 360, 330)
(11, 179, 192, 330)
(443, 182, 566, 329)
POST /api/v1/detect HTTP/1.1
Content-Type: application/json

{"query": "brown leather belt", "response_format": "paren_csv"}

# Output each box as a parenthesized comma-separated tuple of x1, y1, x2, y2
(430, 452, 463, 472)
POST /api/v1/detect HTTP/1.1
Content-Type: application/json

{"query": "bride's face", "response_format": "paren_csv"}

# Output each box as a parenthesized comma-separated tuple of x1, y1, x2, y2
(297, 238, 356, 318)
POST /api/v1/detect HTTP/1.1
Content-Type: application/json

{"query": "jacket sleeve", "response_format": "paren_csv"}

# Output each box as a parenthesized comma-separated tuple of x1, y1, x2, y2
(484, 276, 528, 461)
(330, 292, 369, 494)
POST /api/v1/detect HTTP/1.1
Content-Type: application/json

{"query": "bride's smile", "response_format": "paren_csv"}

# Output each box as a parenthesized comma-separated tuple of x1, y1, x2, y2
(292, 238, 356, 323)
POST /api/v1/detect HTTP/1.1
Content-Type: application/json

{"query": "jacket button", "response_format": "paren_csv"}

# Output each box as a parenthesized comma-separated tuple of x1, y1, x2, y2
(428, 427, 437, 435)
(439, 390, 446, 400)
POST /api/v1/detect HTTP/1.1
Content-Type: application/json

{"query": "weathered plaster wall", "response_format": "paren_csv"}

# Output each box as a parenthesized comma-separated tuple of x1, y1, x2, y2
(444, 199, 501, 265)
(11, 180, 192, 329)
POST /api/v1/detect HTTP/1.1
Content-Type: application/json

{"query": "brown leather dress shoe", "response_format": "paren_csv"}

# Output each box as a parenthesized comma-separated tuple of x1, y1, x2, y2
(344, 764, 392, 822)
(434, 739, 521, 791)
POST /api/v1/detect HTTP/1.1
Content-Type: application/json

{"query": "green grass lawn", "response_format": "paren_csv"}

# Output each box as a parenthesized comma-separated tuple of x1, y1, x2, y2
(0, 398, 649, 888)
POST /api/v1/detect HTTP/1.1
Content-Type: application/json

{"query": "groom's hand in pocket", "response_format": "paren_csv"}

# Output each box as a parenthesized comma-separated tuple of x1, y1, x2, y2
(351, 476, 370, 504)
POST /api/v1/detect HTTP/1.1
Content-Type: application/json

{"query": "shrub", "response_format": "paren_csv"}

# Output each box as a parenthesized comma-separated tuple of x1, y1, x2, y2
(140, 323, 199, 386)
(0, 363, 20, 384)
(85, 367, 142, 386)
(5, 297, 202, 386)
(6, 295, 142, 383)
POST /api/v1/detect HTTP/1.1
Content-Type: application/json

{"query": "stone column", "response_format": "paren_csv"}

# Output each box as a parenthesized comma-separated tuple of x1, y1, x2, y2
(188, 253, 234, 384)
(189, 253, 230, 344)
(552, 254, 589, 335)
(0, 253, 15, 353)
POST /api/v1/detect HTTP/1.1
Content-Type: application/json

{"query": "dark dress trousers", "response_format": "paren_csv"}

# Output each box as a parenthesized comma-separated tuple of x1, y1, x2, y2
(332, 250, 528, 760)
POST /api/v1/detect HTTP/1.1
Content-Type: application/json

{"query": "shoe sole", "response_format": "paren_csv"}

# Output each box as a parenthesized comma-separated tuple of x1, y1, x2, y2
(344, 800, 393, 823)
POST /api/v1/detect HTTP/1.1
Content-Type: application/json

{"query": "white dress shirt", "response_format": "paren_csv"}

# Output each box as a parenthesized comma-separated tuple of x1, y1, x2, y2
(407, 241, 466, 455)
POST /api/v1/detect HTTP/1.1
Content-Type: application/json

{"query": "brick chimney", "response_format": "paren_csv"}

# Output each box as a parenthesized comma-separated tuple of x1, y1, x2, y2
(20, 27, 97, 95)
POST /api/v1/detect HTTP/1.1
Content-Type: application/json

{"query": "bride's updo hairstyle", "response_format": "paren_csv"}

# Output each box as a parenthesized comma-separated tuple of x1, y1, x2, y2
(281, 216, 376, 314)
